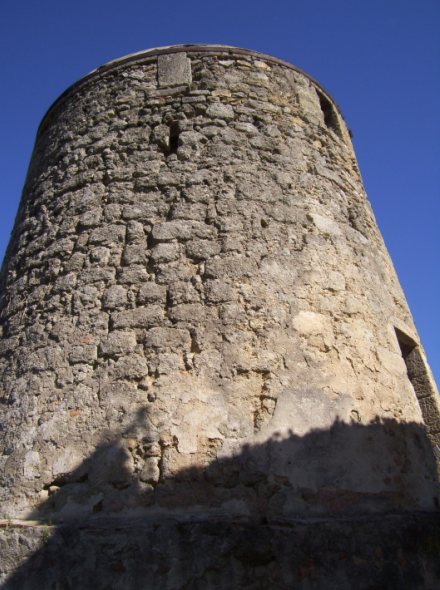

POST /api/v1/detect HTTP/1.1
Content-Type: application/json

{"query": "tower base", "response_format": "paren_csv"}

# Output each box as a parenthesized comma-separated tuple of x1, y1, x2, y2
(1, 512, 439, 589)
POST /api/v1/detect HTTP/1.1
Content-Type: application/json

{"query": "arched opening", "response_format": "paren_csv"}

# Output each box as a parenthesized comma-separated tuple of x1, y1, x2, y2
(395, 327, 440, 462)
(317, 90, 342, 137)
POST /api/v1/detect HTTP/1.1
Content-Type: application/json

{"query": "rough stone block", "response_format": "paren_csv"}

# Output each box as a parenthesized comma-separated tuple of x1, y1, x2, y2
(151, 221, 192, 242)
(144, 327, 191, 350)
(99, 332, 137, 357)
(168, 281, 200, 305)
(137, 283, 167, 304)
(140, 457, 160, 483)
(157, 53, 192, 87)
(186, 238, 221, 259)
(89, 224, 125, 246)
(68, 344, 98, 365)
(102, 285, 128, 309)
(117, 266, 150, 284)
(112, 307, 164, 329)
(150, 242, 180, 263)
(112, 355, 149, 380)
(206, 102, 235, 120)
(204, 279, 236, 303)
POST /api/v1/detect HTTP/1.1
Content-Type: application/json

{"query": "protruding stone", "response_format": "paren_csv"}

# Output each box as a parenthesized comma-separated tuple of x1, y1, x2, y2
(157, 53, 192, 87)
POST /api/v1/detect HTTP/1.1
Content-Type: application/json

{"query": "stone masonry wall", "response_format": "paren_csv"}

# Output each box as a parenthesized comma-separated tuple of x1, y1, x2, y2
(2, 513, 440, 589)
(0, 47, 438, 525)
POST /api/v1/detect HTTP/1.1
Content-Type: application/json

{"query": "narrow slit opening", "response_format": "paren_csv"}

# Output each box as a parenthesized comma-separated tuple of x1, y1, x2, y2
(169, 123, 179, 155)
(395, 327, 440, 446)
(395, 327, 431, 401)
(395, 327, 417, 361)
(317, 91, 341, 136)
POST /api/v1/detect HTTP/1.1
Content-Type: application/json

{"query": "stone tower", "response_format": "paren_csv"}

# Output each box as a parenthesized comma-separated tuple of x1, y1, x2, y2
(1, 45, 439, 588)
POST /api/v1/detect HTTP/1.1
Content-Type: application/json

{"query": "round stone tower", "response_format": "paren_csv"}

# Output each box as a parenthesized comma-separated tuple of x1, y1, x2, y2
(1, 46, 439, 588)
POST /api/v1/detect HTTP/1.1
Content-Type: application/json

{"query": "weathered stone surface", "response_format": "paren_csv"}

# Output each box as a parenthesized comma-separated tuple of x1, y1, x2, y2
(0, 45, 439, 588)
(157, 52, 192, 87)
(1, 513, 439, 589)
(206, 102, 235, 120)
(99, 332, 137, 357)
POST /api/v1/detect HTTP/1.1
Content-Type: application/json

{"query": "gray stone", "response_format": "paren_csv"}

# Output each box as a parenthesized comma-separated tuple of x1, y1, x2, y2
(139, 457, 160, 483)
(137, 283, 167, 304)
(151, 220, 192, 242)
(112, 306, 164, 329)
(112, 355, 149, 380)
(144, 327, 191, 350)
(150, 242, 180, 263)
(157, 53, 192, 87)
(206, 102, 235, 120)
(102, 285, 128, 309)
(68, 345, 98, 365)
(99, 331, 137, 357)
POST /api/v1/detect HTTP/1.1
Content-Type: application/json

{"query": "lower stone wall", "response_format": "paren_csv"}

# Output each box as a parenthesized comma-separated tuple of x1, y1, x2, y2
(1, 513, 439, 589)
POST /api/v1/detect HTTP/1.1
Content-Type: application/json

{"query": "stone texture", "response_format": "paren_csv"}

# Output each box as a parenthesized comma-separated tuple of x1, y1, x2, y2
(1, 513, 440, 589)
(0, 45, 439, 588)
(157, 52, 192, 87)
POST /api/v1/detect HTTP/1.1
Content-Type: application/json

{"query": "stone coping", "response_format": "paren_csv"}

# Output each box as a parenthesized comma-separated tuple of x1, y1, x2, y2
(37, 44, 343, 136)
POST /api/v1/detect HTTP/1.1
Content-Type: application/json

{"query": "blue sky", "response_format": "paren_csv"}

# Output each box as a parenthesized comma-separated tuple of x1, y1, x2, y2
(0, 0, 439, 383)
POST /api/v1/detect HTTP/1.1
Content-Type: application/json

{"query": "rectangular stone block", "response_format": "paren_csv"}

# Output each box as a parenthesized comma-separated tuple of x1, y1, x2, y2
(112, 306, 164, 329)
(157, 53, 192, 87)
(99, 331, 137, 357)
(144, 327, 191, 350)
(68, 344, 98, 364)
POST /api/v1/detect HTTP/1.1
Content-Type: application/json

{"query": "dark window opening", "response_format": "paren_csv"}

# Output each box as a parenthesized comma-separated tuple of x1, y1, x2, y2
(395, 327, 433, 403)
(395, 327, 440, 457)
(395, 327, 417, 362)
(169, 123, 180, 155)
(317, 91, 341, 137)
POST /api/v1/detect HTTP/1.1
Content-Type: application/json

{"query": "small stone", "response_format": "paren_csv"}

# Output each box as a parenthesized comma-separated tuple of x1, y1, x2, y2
(126, 438, 138, 450)
(68, 344, 98, 364)
(103, 285, 128, 309)
(151, 221, 191, 242)
(140, 457, 160, 484)
(23, 451, 41, 479)
(150, 242, 180, 263)
(152, 124, 170, 150)
(112, 306, 164, 329)
(137, 283, 167, 304)
(206, 103, 235, 120)
(99, 331, 137, 357)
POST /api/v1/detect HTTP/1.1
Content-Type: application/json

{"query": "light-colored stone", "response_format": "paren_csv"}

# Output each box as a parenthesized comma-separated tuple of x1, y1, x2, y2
(157, 53, 192, 87)
(140, 457, 160, 483)
(206, 102, 235, 120)
(0, 46, 438, 532)
(52, 449, 82, 477)
(23, 451, 41, 479)
(99, 331, 137, 357)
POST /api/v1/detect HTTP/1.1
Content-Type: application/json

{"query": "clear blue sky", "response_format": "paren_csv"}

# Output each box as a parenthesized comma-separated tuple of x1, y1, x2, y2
(0, 0, 439, 383)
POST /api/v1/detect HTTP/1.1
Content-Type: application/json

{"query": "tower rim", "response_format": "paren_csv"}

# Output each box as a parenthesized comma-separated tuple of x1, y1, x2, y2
(37, 44, 344, 136)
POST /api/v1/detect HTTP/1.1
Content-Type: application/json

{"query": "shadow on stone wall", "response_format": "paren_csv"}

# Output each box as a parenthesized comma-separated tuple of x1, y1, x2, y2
(2, 415, 440, 589)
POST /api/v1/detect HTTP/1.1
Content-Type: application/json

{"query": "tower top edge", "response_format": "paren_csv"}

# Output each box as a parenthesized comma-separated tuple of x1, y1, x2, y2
(38, 44, 343, 135)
